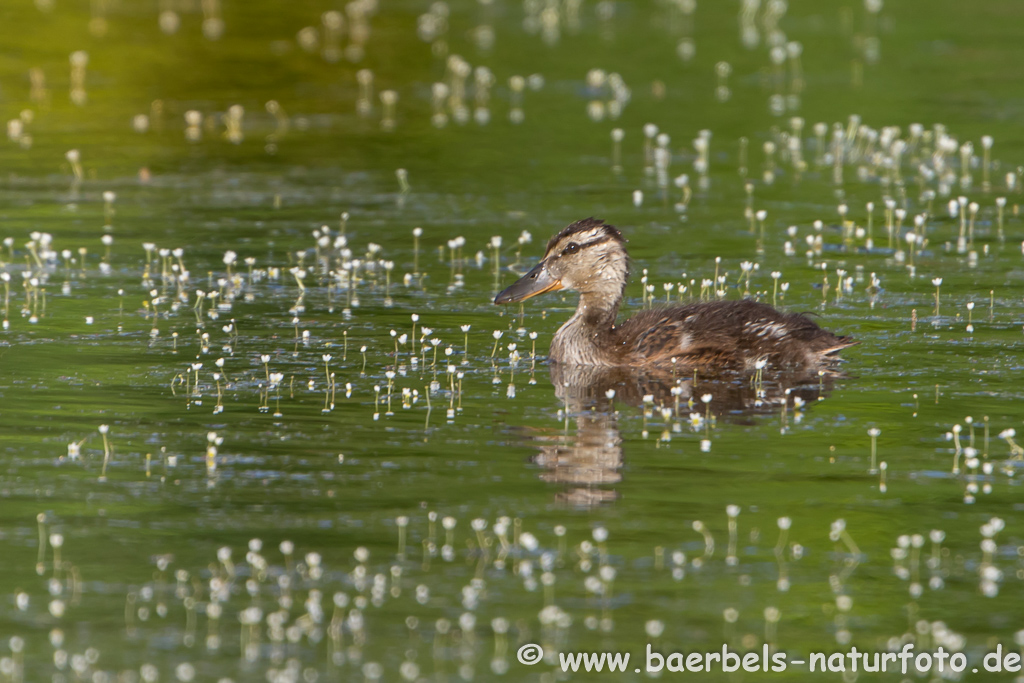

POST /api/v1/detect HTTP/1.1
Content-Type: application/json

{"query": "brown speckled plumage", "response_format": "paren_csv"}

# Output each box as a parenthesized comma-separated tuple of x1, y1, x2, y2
(496, 218, 855, 370)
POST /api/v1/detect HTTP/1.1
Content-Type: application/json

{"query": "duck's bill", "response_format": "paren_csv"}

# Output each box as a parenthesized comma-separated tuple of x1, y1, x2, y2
(494, 262, 563, 304)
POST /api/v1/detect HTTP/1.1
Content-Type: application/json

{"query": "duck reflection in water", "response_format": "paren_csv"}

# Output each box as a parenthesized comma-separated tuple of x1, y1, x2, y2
(527, 362, 843, 506)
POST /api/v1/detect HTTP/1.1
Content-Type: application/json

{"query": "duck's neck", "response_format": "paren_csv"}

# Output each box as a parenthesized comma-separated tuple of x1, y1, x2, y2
(551, 290, 623, 365)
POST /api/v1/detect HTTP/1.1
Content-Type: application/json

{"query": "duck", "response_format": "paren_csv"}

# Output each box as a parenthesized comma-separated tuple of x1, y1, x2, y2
(494, 218, 855, 369)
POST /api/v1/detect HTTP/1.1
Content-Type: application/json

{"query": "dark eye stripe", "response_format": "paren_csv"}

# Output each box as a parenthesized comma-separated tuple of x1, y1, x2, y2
(547, 233, 616, 258)
(578, 234, 615, 250)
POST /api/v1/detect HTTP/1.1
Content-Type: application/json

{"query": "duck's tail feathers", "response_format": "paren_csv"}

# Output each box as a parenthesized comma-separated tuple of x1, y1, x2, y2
(819, 336, 858, 356)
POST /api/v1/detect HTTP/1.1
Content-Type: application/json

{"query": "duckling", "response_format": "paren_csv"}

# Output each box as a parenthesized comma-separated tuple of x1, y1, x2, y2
(494, 218, 855, 369)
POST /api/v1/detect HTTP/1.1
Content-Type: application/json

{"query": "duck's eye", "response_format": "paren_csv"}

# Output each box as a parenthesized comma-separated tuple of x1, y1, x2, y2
(562, 242, 580, 256)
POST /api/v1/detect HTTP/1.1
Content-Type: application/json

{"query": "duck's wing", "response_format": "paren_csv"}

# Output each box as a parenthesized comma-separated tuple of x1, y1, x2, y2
(735, 305, 856, 363)
(618, 308, 735, 365)
(630, 315, 686, 359)
(616, 300, 855, 367)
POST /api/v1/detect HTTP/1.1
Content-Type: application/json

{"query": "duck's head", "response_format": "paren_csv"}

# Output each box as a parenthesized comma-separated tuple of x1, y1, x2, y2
(495, 218, 628, 305)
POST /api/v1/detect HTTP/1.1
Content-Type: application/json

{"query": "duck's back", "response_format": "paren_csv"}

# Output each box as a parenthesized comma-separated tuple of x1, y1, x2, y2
(613, 299, 854, 368)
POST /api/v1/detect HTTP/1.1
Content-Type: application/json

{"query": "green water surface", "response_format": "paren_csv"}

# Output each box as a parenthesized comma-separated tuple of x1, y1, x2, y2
(2, 1, 1024, 681)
